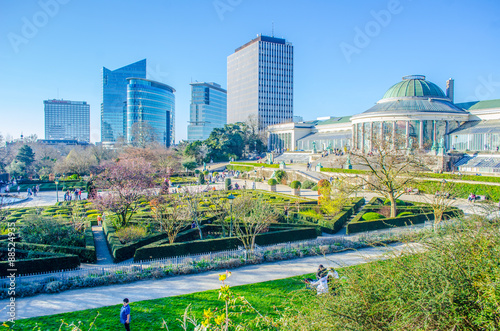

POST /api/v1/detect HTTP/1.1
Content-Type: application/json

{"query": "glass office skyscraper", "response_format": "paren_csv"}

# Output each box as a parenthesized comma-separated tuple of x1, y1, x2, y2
(227, 35, 293, 130)
(44, 99, 90, 142)
(187, 82, 227, 142)
(102, 59, 146, 144)
(126, 78, 175, 147)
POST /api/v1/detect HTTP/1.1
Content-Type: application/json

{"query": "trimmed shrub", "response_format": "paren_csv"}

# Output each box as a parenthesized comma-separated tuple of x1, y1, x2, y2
(383, 199, 408, 206)
(290, 181, 301, 189)
(362, 212, 384, 221)
(347, 208, 463, 234)
(115, 226, 148, 244)
(0, 248, 79, 276)
(268, 178, 278, 186)
(397, 211, 414, 217)
(198, 173, 206, 185)
(102, 221, 169, 262)
(225, 178, 232, 190)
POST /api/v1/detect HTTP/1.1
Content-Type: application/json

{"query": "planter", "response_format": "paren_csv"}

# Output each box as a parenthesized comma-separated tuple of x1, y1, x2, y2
(269, 185, 276, 192)
(293, 188, 300, 196)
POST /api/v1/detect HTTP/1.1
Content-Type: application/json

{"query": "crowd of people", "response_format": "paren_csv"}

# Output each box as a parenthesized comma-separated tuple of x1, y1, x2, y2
(64, 188, 82, 201)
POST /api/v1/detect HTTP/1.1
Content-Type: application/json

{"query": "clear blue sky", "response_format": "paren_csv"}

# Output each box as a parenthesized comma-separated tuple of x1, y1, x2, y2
(1, 0, 499, 143)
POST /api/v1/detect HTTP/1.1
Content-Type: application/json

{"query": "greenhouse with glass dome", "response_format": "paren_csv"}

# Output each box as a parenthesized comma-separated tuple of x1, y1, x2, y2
(266, 74, 500, 172)
(268, 74, 500, 155)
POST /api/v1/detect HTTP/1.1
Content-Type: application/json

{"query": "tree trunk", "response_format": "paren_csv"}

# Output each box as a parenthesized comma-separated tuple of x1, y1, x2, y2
(388, 194, 397, 218)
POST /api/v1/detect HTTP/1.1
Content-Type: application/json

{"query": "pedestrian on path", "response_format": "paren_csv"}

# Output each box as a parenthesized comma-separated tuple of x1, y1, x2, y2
(120, 298, 131, 331)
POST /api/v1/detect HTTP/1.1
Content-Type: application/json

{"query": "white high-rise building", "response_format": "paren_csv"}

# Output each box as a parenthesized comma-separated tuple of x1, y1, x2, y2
(227, 34, 293, 130)
(44, 99, 90, 142)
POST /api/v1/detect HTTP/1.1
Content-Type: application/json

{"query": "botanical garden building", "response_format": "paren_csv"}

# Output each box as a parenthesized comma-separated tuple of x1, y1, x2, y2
(267, 74, 500, 172)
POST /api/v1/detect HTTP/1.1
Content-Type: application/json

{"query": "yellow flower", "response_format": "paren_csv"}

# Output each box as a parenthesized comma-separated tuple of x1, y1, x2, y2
(215, 313, 226, 325)
(203, 308, 213, 319)
(219, 273, 227, 282)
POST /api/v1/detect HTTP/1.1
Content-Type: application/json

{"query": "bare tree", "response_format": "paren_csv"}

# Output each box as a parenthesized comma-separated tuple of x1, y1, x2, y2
(54, 148, 98, 176)
(182, 188, 205, 240)
(232, 194, 278, 253)
(351, 135, 428, 218)
(419, 180, 460, 230)
(150, 195, 189, 244)
(129, 121, 158, 148)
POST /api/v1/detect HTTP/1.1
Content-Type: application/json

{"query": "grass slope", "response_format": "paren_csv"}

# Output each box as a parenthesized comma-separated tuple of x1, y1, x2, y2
(11, 275, 313, 330)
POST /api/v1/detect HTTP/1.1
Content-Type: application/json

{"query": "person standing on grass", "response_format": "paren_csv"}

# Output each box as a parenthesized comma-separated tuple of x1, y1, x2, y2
(120, 298, 131, 331)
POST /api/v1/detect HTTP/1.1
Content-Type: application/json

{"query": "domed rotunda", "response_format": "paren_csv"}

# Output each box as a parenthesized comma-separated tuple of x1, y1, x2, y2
(350, 75, 469, 152)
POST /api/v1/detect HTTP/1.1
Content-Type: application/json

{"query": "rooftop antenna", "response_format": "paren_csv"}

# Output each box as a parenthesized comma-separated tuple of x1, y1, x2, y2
(272, 21, 274, 37)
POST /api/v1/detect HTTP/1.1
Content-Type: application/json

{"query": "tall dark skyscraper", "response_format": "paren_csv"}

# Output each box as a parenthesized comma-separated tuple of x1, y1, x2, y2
(101, 59, 146, 144)
(227, 35, 293, 130)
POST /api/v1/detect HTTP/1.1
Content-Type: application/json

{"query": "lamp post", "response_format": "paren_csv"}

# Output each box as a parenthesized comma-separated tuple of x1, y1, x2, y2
(227, 193, 235, 237)
(55, 180, 59, 202)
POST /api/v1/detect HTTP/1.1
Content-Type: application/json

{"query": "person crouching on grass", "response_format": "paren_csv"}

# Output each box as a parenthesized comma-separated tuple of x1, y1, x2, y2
(120, 298, 131, 330)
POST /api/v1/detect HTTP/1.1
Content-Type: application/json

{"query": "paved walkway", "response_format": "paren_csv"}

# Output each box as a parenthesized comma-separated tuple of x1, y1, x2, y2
(91, 226, 114, 265)
(2, 243, 417, 320)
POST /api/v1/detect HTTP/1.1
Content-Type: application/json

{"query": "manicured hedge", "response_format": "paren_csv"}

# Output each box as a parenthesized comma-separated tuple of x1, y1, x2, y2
(0, 248, 79, 276)
(291, 197, 365, 234)
(0, 241, 95, 263)
(102, 221, 168, 263)
(231, 162, 280, 168)
(134, 227, 317, 261)
(320, 168, 368, 175)
(414, 180, 500, 201)
(346, 208, 463, 234)
(226, 165, 254, 172)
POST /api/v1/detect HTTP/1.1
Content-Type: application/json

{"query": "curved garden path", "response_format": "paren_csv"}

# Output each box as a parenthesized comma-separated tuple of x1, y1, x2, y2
(2, 243, 420, 320)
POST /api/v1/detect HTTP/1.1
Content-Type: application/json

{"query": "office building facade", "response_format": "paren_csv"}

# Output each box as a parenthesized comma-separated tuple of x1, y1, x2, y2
(44, 99, 90, 142)
(126, 78, 175, 147)
(102, 59, 146, 143)
(187, 82, 227, 141)
(227, 35, 293, 130)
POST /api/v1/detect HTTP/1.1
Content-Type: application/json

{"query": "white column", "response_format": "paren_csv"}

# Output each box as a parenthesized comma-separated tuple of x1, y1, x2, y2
(419, 120, 424, 149)
(405, 121, 410, 148)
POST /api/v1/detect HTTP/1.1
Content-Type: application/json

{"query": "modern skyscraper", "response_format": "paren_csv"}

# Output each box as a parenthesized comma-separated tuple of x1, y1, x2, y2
(187, 82, 227, 141)
(102, 59, 146, 144)
(227, 34, 293, 130)
(126, 78, 175, 147)
(44, 99, 90, 142)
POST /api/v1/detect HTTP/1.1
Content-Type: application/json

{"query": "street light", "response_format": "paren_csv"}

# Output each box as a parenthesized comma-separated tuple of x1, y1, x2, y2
(55, 180, 59, 202)
(227, 193, 235, 237)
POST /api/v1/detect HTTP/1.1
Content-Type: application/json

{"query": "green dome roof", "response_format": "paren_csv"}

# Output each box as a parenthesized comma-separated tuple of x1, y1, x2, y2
(382, 75, 446, 99)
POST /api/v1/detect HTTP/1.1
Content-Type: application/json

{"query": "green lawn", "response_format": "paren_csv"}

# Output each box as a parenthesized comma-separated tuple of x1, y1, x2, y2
(10, 274, 314, 330)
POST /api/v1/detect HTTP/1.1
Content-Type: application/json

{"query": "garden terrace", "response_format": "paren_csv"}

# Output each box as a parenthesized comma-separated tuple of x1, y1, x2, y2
(100, 190, 317, 262)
